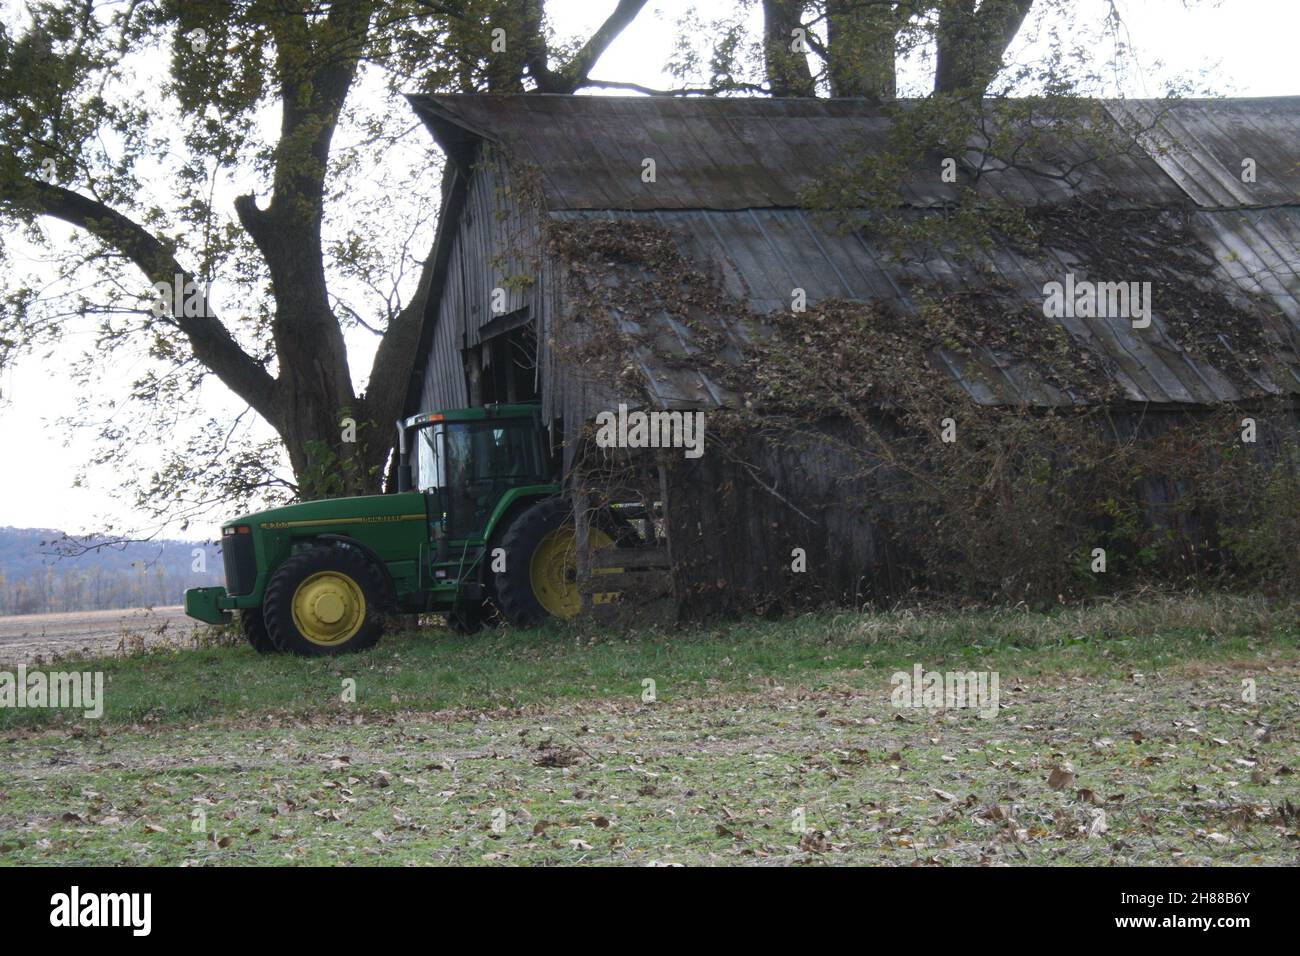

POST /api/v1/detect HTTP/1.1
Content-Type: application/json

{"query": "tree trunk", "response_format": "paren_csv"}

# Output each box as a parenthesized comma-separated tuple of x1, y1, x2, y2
(934, 0, 1034, 95)
(826, 0, 897, 100)
(763, 0, 816, 97)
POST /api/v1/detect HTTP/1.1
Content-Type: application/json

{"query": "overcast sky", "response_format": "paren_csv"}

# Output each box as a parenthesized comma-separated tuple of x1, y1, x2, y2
(0, 0, 1294, 541)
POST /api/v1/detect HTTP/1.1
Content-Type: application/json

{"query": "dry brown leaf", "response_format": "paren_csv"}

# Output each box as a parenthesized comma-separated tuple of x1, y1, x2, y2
(1047, 766, 1075, 790)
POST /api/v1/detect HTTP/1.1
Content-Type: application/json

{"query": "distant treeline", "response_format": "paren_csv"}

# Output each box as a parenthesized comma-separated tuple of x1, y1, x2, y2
(0, 527, 222, 615)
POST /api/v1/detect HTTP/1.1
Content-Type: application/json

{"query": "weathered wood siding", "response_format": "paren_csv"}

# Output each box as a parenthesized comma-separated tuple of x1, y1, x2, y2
(660, 422, 897, 617)
(416, 144, 546, 414)
(660, 404, 1299, 618)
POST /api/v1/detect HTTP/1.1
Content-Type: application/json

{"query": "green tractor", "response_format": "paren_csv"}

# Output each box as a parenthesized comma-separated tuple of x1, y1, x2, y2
(183, 403, 628, 655)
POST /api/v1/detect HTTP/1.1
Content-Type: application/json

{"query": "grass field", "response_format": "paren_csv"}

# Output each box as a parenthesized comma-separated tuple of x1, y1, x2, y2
(1, 592, 1297, 866)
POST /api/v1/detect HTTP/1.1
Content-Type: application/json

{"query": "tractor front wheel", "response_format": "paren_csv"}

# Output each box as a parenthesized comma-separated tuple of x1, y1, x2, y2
(494, 498, 619, 626)
(263, 545, 385, 656)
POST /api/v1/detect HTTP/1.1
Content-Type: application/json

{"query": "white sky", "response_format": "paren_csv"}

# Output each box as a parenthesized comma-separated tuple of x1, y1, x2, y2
(0, 0, 1294, 540)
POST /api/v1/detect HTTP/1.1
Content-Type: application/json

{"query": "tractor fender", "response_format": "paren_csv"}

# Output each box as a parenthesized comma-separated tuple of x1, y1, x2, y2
(313, 534, 398, 609)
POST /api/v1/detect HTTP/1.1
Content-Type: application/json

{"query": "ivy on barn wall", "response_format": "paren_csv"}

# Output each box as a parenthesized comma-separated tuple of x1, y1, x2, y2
(543, 214, 1298, 613)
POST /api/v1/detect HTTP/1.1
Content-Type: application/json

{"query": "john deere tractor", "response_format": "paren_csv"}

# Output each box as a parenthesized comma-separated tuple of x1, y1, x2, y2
(183, 403, 628, 655)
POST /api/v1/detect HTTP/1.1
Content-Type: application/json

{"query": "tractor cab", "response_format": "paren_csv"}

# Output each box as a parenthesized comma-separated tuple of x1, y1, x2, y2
(397, 404, 550, 540)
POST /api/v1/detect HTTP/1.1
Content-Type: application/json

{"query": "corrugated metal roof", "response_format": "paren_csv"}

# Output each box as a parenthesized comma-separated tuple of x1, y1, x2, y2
(1105, 98, 1300, 207)
(408, 94, 1300, 410)
(407, 94, 1205, 210)
(553, 206, 1300, 408)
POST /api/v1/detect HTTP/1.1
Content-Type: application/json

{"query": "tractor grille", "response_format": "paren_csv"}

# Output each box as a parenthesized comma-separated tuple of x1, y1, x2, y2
(222, 531, 256, 596)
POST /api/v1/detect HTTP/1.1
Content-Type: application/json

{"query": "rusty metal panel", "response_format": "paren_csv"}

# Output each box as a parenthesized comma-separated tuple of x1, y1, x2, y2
(409, 93, 1226, 212)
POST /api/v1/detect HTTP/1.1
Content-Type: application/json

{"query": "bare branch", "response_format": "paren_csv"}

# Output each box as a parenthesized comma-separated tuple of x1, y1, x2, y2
(9, 178, 279, 425)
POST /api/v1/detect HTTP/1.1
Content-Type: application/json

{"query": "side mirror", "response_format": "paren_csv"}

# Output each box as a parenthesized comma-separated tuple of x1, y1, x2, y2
(395, 420, 412, 492)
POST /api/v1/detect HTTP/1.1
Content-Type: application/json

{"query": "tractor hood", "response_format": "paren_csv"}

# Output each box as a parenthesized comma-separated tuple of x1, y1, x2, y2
(223, 492, 428, 533)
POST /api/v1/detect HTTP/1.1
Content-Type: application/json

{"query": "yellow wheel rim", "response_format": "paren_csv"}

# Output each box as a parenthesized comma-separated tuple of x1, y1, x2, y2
(529, 524, 619, 618)
(291, 571, 366, 646)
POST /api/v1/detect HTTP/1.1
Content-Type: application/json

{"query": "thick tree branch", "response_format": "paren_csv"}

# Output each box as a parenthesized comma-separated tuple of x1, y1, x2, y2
(560, 0, 649, 91)
(531, 0, 649, 94)
(232, 193, 275, 250)
(10, 178, 279, 425)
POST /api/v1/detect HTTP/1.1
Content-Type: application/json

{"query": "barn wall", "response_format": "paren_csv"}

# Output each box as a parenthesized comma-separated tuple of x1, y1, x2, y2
(662, 421, 897, 617)
(662, 405, 1299, 619)
(408, 142, 640, 466)
(416, 144, 547, 415)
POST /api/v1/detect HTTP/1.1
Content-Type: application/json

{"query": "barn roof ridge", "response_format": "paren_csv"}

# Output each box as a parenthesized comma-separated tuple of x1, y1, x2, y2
(407, 93, 1300, 213)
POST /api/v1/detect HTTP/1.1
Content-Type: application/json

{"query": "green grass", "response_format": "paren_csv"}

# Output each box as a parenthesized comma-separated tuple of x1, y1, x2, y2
(1, 591, 1295, 730)
(1, 592, 1297, 866)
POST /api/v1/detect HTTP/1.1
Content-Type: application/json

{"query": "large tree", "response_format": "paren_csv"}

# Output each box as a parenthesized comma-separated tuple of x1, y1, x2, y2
(1, 0, 1167, 533)
(0, 0, 647, 530)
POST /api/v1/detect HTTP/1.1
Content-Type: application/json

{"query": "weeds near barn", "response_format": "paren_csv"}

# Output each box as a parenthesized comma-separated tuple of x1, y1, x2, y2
(544, 215, 1300, 613)
(0, 592, 1296, 865)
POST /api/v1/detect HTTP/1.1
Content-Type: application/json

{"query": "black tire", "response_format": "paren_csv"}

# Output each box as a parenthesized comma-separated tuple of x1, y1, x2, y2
(494, 497, 573, 627)
(239, 607, 278, 654)
(494, 498, 638, 626)
(447, 600, 490, 635)
(263, 545, 386, 657)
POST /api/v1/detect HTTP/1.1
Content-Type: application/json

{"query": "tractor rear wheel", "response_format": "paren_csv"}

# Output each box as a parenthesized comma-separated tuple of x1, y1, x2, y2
(239, 607, 277, 654)
(263, 545, 385, 656)
(494, 497, 620, 626)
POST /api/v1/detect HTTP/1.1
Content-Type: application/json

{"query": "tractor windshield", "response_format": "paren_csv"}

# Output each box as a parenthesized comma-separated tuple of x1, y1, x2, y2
(411, 418, 546, 538)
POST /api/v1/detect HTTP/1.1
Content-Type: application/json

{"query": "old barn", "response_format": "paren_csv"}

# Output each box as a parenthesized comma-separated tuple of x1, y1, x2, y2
(402, 94, 1300, 616)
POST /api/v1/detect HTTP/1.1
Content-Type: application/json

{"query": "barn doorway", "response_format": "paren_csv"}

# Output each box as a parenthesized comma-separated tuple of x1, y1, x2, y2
(465, 311, 538, 405)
